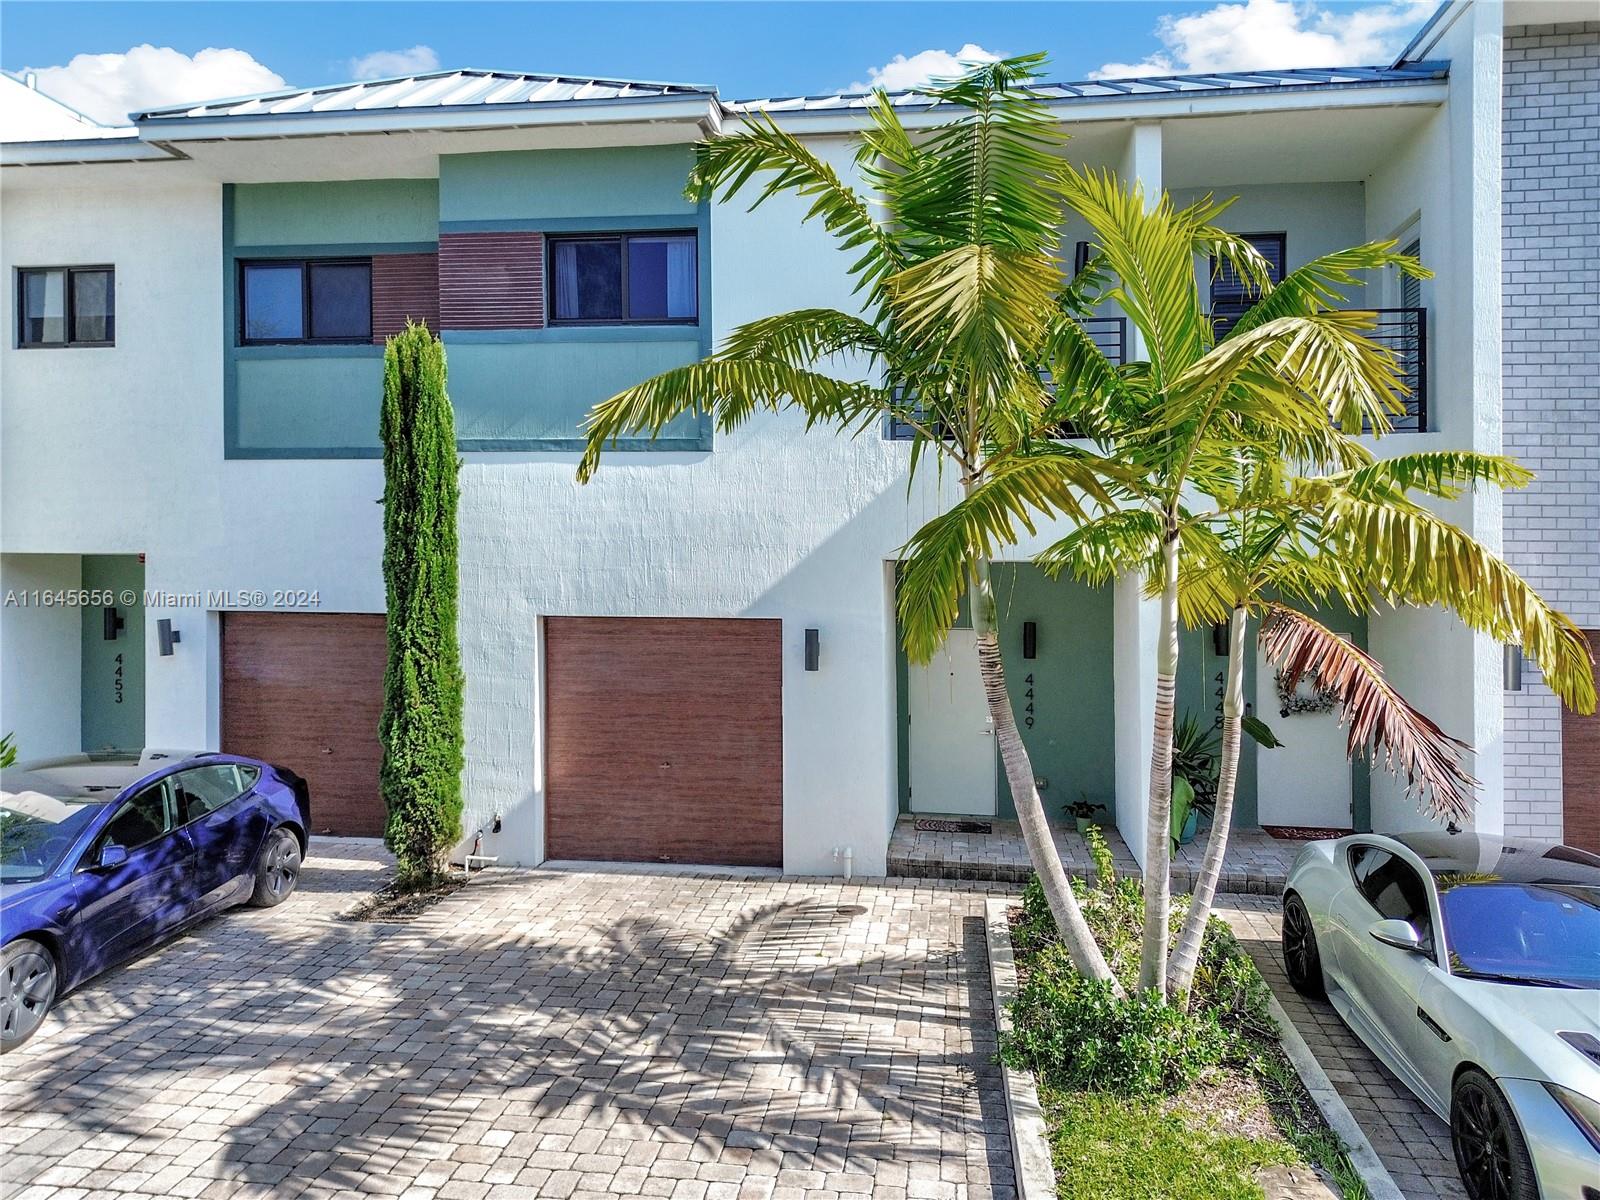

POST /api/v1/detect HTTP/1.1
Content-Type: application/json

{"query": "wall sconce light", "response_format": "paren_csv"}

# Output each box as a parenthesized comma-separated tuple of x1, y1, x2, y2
(103, 606, 125, 641)
(1022, 621, 1038, 660)
(1503, 644, 1523, 691)
(157, 618, 182, 657)
(804, 628, 820, 671)
(1212, 623, 1229, 656)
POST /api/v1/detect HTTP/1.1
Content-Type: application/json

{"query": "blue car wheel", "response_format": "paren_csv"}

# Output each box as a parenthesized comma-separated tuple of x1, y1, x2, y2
(1, 939, 58, 1053)
(250, 828, 302, 907)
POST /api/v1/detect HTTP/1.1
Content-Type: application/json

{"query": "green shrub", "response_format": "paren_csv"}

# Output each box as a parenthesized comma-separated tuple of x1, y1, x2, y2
(379, 321, 465, 883)
(1002, 835, 1276, 1095)
(1004, 947, 1230, 1094)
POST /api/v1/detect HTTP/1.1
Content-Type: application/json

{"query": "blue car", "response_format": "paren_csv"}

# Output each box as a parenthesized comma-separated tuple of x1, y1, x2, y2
(1, 750, 310, 1051)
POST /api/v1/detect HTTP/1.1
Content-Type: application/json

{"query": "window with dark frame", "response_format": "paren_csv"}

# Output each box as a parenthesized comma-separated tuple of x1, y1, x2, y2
(17, 266, 115, 348)
(239, 258, 372, 345)
(1209, 232, 1286, 331)
(548, 232, 698, 325)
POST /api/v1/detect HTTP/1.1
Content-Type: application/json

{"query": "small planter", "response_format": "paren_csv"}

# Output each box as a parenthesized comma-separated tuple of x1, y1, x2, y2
(1075, 816, 1094, 837)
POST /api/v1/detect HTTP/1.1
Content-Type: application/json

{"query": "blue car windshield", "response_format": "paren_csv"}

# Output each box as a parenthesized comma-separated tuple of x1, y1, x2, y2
(1439, 882, 1600, 988)
(0, 793, 107, 883)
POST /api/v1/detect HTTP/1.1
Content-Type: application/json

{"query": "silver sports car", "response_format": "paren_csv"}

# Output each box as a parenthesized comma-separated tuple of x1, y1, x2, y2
(1282, 832, 1600, 1200)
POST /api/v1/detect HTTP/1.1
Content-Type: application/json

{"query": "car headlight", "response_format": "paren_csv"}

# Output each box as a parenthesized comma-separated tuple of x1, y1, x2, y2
(1544, 1082, 1600, 1155)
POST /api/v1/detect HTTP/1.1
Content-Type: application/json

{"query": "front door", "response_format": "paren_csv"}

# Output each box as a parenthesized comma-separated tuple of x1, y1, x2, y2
(1256, 638, 1352, 830)
(908, 629, 997, 815)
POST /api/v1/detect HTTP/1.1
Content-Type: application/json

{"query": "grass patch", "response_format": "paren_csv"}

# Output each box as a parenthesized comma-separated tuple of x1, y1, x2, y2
(1002, 831, 1366, 1199)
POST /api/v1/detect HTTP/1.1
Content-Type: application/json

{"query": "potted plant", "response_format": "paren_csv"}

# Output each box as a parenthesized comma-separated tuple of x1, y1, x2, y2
(1170, 714, 1219, 847)
(1063, 795, 1105, 837)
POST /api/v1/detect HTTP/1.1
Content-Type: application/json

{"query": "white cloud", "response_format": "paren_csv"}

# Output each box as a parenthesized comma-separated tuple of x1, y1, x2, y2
(848, 42, 1003, 93)
(23, 45, 287, 125)
(1094, 0, 1434, 78)
(348, 45, 440, 81)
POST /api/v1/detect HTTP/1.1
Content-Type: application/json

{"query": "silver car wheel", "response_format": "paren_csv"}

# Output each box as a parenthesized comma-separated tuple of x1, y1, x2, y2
(1, 941, 58, 1051)
(265, 831, 301, 898)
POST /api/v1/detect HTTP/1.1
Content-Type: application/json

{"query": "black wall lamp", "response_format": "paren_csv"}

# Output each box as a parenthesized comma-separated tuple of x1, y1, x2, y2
(804, 628, 820, 671)
(103, 606, 125, 641)
(1504, 644, 1523, 691)
(1212, 623, 1229, 656)
(1022, 621, 1038, 660)
(157, 618, 182, 656)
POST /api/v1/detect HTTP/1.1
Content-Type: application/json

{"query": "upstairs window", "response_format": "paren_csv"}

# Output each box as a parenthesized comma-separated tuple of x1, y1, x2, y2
(18, 266, 115, 347)
(1210, 233, 1286, 331)
(240, 258, 371, 344)
(549, 232, 697, 325)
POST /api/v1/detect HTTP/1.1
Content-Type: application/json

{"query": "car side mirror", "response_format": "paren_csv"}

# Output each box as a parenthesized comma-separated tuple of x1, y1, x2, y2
(96, 843, 129, 869)
(1369, 918, 1425, 954)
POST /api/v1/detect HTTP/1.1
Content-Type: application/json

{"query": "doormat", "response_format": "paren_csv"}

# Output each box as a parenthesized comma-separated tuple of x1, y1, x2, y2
(915, 818, 994, 834)
(1262, 824, 1354, 841)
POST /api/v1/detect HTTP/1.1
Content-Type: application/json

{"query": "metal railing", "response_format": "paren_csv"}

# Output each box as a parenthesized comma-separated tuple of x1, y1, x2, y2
(885, 308, 1426, 439)
(885, 316, 1128, 440)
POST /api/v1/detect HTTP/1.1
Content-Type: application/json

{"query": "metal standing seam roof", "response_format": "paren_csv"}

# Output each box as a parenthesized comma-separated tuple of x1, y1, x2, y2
(123, 61, 1452, 129)
(130, 68, 720, 123)
(730, 62, 1450, 113)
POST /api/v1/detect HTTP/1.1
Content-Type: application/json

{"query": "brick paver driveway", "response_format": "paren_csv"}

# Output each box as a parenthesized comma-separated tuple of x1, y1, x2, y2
(1220, 899, 1465, 1200)
(1, 840, 1014, 1200)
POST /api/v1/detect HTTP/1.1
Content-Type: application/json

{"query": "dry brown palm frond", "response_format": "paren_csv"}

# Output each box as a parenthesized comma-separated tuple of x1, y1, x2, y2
(1258, 603, 1477, 824)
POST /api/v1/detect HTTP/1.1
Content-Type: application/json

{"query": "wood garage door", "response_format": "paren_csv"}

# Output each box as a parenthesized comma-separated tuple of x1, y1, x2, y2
(545, 617, 782, 866)
(221, 612, 387, 837)
(1562, 629, 1600, 852)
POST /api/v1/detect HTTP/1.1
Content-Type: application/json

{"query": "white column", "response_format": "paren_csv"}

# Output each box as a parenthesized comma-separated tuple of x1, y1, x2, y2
(1111, 121, 1164, 868)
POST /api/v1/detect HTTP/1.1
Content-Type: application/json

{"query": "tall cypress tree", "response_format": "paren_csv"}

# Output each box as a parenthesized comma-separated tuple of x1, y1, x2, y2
(379, 320, 464, 881)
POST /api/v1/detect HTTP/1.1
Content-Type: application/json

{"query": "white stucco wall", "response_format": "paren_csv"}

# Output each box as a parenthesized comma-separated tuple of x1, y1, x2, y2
(0, 554, 82, 761)
(2, 72, 1517, 869)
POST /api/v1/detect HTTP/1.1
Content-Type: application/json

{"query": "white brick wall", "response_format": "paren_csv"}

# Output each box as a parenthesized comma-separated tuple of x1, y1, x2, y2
(1501, 22, 1600, 838)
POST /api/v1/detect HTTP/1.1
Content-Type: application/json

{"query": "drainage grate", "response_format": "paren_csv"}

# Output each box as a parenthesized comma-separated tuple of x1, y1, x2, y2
(914, 818, 993, 834)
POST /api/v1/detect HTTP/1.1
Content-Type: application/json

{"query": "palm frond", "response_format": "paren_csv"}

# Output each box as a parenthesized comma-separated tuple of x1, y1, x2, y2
(1060, 167, 1207, 386)
(717, 308, 891, 369)
(898, 452, 1120, 661)
(689, 112, 903, 301)
(1035, 509, 1162, 587)
(578, 358, 885, 482)
(1223, 241, 1430, 339)
(1318, 493, 1597, 713)
(1259, 604, 1477, 823)
(1335, 451, 1534, 503)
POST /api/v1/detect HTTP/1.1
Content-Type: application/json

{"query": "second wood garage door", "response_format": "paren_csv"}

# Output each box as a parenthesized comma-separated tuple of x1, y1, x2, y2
(221, 612, 388, 837)
(544, 616, 783, 866)
(1562, 629, 1600, 853)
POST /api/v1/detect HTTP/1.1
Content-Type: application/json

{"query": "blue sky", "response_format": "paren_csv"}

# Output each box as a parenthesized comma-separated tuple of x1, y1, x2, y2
(2, 1, 1437, 125)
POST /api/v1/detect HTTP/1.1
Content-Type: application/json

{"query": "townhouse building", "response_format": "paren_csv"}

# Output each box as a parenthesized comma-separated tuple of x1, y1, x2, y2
(2, 0, 1594, 874)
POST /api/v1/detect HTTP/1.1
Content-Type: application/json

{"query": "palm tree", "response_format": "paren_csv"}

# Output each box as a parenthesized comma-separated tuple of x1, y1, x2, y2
(579, 55, 1122, 986)
(1013, 182, 1436, 997)
(1044, 444, 1597, 1001)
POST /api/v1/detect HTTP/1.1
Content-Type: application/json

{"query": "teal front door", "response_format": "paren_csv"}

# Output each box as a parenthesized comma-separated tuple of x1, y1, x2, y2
(81, 555, 145, 752)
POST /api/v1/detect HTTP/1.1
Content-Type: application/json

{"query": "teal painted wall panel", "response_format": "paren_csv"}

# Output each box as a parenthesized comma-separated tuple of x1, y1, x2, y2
(992, 567, 1116, 824)
(896, 569, 1116, 825)
(233, 179, 440, 247)
(81, 555, 144, 752)
(440, 145, 697, 223)
(235, 355, 386, 452)
(446, 338, 702, 443)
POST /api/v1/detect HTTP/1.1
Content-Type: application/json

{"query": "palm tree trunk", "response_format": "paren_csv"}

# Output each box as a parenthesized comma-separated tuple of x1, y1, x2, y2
(1167, 604, 1246, 1001)
(1138, 531, 1181, 998)
(970, 555, 1120, 991)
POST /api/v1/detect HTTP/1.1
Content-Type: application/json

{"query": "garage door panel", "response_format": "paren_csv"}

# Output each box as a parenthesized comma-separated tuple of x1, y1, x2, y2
(545, 617, 782, 866)
(1562, 630, 1600, 853)
(222, 612, 387, 838)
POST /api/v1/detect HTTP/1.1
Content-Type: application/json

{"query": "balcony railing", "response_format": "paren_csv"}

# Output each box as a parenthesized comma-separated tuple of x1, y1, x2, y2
(885, 307, 1426, 439)
(885, 316, 1127, 440)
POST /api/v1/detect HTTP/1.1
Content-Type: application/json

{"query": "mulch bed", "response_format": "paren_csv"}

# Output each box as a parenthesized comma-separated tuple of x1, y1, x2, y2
(341, 874, 470, 922)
